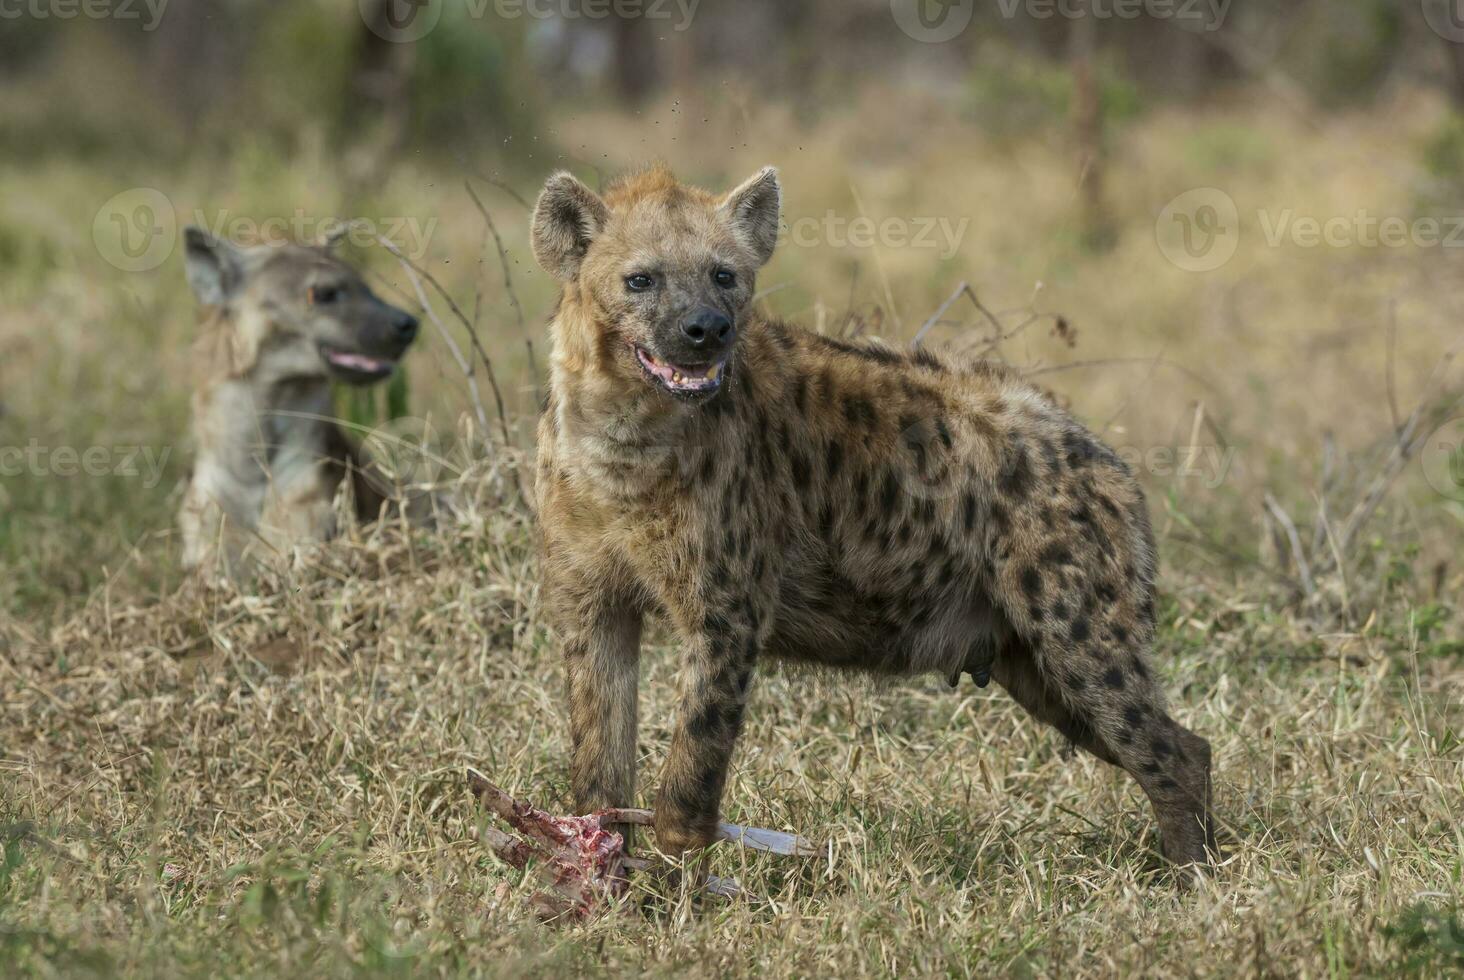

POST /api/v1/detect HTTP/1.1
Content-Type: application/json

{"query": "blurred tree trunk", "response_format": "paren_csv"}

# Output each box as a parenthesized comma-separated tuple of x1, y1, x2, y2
(350, 1, 419, 145)
(1070, 0, 1114, 251)
(148, 3, 229, 127)
(1448, 40, 1464, 111)
(346, 0, 421, 189)
(613, 18, 659, 104)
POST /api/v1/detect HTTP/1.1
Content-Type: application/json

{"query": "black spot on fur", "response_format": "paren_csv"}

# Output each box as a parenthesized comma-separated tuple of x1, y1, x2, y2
(791, 451, 811, 491)
(999, 443, 1034, 499)
(880, 470, 900, 513)
(1123, 705, 1145, 729)
(768, 321, 796, 351)
(934, 418, 953, 448)
(793, 375, 808, 413)
(1020, 567, 1042, 599)
(1069, 617, 1090, 643)
(844, 396, 878, 428)
(1063, 430, 1100, 468)
(1041, 543, 1072, 567)
(818, 334, 901, 365)
(825, 440, 844, 479)
(989, 502, 1009, 535)
(912, 347, 946, 372)
(688, 702, 724, 739)
(1102, 667, 1125, 689)
(962, 492, 977, 531)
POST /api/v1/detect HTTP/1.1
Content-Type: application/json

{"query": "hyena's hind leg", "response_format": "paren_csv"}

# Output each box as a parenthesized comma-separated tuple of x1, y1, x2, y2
(990, 637, 1120, 767)
(996, 630, 1216, 867)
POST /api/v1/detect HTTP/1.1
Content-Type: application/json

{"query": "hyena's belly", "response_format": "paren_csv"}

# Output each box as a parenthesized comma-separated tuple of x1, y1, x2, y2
(767, 560, 1011, 679)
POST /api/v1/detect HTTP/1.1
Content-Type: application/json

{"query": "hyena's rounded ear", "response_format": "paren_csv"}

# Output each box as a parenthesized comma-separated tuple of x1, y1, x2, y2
(531, 171, 610, 282)
(720, 166, 782, 267)
(183, 226, 248, 307)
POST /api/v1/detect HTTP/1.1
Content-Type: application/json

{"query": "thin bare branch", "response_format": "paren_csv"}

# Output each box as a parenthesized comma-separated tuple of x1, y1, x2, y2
(1264, 492, 1315, 597)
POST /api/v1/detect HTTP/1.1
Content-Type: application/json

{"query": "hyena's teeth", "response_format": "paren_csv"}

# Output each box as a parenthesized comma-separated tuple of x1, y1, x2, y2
(707, 364, 721, 381)
(673, 372, 684, 384)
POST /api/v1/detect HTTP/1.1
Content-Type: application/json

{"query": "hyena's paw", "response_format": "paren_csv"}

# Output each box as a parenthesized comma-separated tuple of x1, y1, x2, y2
(651, 813, 717, 857)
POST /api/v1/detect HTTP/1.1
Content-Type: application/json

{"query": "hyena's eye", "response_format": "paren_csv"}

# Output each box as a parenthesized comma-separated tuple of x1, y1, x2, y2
(713, 269, 737, 289)
(625, 273, 656, 293)
(308, 284, 343, 305)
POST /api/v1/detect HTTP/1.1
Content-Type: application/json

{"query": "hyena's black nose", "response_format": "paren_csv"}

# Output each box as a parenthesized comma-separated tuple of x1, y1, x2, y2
(680, 308, 733, 352)
(393, 311, 420, 344)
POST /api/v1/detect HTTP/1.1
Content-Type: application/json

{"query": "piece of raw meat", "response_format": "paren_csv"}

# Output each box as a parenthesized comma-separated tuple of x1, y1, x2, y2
(466, 768, 818, 919)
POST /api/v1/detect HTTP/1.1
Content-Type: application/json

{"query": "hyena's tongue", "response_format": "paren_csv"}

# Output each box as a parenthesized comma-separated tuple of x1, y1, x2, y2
(326, 350, 391, 373)
(636, 347, 722, 392)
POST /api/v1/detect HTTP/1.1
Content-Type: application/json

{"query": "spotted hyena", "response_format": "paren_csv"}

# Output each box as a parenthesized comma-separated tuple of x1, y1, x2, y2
(179, 227, 423, 577)
(531, 165, 1216, 867)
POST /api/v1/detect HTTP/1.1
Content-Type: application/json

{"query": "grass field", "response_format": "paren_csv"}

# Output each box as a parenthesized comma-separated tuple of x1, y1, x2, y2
(2, 75, 1463, 976)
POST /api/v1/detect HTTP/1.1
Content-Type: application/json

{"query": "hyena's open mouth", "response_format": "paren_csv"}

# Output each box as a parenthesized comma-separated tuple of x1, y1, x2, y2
(320, 343, 398, 384)
(634, 345, 727, 398)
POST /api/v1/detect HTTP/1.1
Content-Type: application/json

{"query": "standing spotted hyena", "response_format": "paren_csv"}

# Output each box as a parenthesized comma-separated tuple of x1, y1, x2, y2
(532, 165, 1216, 866)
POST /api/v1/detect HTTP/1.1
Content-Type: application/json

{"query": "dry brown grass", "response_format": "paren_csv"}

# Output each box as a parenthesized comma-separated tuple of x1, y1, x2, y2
(2, 456, 1463, 976)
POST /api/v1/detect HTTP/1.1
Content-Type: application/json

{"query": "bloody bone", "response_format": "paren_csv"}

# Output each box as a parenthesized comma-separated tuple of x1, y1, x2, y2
(466, 768, 818, 918)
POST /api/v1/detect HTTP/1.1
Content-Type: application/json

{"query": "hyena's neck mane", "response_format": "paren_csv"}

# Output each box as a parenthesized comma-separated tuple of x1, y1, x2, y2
(190, 309, 336, 484)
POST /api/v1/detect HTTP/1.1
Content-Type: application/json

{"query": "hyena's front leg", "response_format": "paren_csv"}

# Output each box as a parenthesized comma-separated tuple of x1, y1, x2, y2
(654, 624, 760, 854)
(563, 603, 643, 813)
